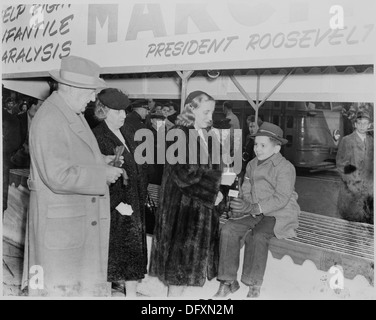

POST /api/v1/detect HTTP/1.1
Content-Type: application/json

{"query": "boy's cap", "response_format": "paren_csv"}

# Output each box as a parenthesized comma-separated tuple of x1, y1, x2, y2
(253, 122, 288, 145)
(356, 111, 371, 121)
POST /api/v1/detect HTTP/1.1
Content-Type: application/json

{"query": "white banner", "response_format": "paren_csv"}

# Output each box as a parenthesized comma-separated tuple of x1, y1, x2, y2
(2, 0, 375, 77)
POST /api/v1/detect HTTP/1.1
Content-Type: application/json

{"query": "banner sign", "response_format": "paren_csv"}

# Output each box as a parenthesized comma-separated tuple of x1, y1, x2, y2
(2, 0, 375, 78)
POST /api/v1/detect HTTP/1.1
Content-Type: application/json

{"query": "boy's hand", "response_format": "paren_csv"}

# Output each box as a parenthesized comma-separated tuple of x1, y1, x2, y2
(229, 198, 261, 218)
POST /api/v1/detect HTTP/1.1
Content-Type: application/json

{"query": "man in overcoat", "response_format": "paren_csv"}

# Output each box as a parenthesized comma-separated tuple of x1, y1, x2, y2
(25, 56, 123, 296)
(123, 99, 150, 142)
(336, 110, 373, 223)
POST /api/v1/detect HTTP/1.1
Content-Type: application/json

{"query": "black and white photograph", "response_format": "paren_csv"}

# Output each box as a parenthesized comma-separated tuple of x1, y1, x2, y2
(1, 0, 375, 303)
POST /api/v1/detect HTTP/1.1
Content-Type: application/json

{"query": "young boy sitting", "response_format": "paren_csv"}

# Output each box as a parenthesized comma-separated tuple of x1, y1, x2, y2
(214, 122, 300, 298)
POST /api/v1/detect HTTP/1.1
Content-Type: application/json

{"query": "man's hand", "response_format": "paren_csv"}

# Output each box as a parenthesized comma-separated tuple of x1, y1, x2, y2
(103, 154, 124, 166)
(229, 198, 261, 219)
(106, 166, 123, 184)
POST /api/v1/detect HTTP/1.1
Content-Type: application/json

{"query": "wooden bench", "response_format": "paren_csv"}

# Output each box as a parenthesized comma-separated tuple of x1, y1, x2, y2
(147, 183, 374, 285)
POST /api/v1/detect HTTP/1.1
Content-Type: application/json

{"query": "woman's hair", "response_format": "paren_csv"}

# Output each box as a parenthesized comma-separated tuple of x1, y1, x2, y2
(223, 100, 233, 110)
(247, 115, 263, 127)
(93, 99, 110, 121)
(175, 93, 215, 127)
(151, 104, 162, 113)
(168, 102, 178, 112)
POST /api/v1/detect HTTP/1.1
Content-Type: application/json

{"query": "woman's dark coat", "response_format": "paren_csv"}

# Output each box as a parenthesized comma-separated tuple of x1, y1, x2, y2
(92, 121, 148, 281)
(149, 125, 222, 286)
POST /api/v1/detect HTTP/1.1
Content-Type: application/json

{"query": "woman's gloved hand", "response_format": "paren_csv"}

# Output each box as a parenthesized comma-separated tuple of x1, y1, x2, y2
(228, 198, 261, 219)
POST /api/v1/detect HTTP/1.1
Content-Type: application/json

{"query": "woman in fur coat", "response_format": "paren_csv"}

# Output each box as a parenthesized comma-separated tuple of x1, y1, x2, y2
(92, 88, 148, 297)
(149, 91, 223, 297)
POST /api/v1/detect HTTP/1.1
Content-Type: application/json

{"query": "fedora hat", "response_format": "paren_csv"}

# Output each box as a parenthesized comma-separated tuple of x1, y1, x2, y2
(253, 122, 288, 145)
(130, 99, 150, 110)
(356, 110, 371, 121)
(213, 118, 231, 129)
(49, 55, 106, 89)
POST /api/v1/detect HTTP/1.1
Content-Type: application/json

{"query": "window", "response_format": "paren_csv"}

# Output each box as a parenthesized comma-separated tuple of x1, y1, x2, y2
(272, 115, 279, 126)
(286, 134, 293, 147)
(287, 116, 294, 128)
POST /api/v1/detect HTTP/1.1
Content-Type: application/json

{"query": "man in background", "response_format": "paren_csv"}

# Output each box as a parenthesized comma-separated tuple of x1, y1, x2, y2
(336, 109, 373, 224)
(11, 98, 44, 168)
(223, 101, 240, 129)
(2, 102, 22, 211)
(223, 101, 241, 170)
(123, 99, 150, 142)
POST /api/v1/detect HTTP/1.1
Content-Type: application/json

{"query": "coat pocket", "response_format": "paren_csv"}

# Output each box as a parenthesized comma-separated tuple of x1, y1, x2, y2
(44, 204, 86, 250)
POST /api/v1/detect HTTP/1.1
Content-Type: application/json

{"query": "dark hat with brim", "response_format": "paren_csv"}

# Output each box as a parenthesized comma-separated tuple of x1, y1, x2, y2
(97, 88, 130, 110)
(130, 99, 150, 110)
(150, 111, 166, 120)
(253, 122, 288, 145)
(49, 55, 107, 89)
(213, 118, 231, 129)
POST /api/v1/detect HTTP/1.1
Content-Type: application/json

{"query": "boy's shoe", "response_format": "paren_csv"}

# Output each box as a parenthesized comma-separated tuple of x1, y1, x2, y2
(247, 285, 261, 298)
(214, 280, 240, 298)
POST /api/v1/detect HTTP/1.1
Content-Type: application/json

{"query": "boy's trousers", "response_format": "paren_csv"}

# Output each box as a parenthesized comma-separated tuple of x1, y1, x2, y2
(218, 214, 276, 286)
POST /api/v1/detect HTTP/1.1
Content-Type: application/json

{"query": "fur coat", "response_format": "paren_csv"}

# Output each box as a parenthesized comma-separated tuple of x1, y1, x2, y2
(149, 125, 222, 286)
(336, 131, 373, 223)
(92, 121, 148, 281)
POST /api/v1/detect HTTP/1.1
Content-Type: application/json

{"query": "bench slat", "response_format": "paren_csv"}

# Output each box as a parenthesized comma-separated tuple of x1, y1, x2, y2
(297, 224, 373, 248)
(299, 213, 374, 234)
(294, 230, 374, 260)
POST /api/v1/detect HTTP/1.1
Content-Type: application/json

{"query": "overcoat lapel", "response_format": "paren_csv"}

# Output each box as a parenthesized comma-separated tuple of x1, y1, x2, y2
(48, 93, 102, 161)
(100, 121, 133, 158)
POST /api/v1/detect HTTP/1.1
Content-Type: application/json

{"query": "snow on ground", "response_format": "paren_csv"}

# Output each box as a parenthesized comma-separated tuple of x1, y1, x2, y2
(137, 236, 376, 300)
(3, 234, 375, 300)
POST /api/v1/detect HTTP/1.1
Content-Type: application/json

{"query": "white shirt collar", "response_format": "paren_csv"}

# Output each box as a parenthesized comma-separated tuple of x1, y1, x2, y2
(356, 130, 366, 142)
